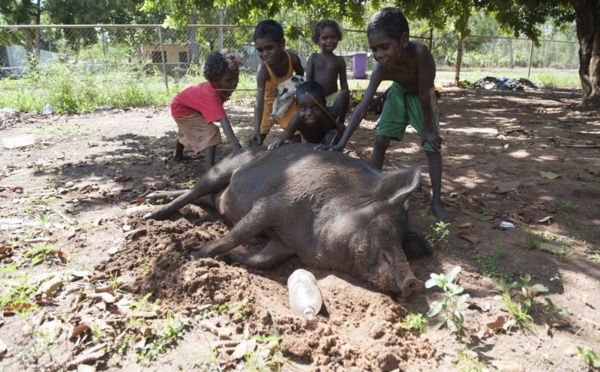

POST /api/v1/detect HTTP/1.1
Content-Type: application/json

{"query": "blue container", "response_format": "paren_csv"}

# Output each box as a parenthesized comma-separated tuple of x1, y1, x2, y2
(351, 52, 367, 79)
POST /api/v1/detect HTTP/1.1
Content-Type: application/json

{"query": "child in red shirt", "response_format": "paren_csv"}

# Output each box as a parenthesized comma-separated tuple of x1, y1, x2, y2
(171, 51, 242, 170)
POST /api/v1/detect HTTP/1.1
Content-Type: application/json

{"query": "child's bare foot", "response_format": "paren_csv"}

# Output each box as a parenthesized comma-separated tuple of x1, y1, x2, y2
(173, 154, 193, 162)
(432, 200, 453, 222)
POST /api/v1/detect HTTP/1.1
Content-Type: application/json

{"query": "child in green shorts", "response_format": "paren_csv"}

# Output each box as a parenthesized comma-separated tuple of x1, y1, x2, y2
(318, 8, 451, 221)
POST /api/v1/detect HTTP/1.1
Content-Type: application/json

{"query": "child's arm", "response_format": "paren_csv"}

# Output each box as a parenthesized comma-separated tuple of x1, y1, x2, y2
(338, 57, 349, 91)
(317, 66, 383, 151)
(416, 45, 442, 151)
(290, 52, 305, 76)
(218, 118, 241, 152)
(250, 64, 268, 145)
(268, 115, 300, 149)
(305, 54, 315, 81)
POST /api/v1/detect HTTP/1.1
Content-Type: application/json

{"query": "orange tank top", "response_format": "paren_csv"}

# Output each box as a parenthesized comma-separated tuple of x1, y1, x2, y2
(263, 52, 293, 103)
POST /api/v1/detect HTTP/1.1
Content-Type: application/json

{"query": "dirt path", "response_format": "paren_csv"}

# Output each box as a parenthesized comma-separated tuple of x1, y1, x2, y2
(1, 88, 599, 371)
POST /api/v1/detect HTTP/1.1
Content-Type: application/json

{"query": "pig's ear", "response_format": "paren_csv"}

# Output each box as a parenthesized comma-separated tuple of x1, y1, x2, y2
(375, 165, 422, 206)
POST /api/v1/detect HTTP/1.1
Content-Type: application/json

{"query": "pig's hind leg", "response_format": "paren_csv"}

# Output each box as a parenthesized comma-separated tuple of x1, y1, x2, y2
(194, 201, 285, 259)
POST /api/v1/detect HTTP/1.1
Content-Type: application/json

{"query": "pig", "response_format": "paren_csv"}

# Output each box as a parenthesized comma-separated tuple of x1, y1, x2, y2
(145, 143, 431, 297)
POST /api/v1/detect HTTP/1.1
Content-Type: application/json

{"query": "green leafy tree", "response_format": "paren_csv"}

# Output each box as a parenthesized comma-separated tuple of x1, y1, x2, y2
(0, 0, 42, 55)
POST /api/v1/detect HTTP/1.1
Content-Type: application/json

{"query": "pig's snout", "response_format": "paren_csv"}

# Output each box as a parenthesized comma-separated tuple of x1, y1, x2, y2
(400, 277, 424, 298)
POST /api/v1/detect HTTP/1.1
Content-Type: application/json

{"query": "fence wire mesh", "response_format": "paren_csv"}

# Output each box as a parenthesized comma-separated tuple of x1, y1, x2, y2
(0, 24, 578, 80)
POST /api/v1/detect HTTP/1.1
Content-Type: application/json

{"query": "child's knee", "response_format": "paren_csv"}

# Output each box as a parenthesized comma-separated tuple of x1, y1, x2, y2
(373, 135, 390, 151)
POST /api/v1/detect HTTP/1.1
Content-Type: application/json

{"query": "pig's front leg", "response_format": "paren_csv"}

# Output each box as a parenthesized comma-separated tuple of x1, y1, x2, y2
(193, 200, 278, 257)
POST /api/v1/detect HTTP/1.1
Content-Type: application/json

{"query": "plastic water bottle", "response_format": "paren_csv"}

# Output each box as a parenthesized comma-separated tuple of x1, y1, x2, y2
(288, 269, 322, 321)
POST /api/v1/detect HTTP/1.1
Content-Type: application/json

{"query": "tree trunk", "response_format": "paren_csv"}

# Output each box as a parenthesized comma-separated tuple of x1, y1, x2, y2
(571, 0, 600, 110)
(454, 32, 464, 86)
(188, 7, 199, 66)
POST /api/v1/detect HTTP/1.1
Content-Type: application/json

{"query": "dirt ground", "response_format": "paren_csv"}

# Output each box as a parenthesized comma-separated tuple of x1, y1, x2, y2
(1, 86, 599, 371)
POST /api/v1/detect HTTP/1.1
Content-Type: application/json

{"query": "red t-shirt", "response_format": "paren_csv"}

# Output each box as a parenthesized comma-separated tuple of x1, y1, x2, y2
(170, 81, 229, 121)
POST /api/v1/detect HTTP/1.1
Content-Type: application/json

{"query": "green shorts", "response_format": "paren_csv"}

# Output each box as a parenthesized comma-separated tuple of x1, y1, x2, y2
(325, 91, 340, 108)
(377, 82, 440, 153)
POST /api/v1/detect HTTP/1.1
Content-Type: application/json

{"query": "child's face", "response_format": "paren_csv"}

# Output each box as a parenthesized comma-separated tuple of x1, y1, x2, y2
(216, 67, 239, 95)
(254, 37, 285, 66)
(297, 93, 326, 127)
(368, 31, 406, 68)
(318, 26, 339, 53)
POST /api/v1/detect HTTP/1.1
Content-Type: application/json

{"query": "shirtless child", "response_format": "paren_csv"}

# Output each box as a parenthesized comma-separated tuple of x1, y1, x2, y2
(249, 19, 305, 145)
(317, 8, 452, 221)
(269, 81, 349, 148)
(306, 19, 349, 127)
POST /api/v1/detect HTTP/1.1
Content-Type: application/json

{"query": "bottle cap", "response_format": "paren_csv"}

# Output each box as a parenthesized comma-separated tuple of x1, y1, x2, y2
(303, 306, 316, 321)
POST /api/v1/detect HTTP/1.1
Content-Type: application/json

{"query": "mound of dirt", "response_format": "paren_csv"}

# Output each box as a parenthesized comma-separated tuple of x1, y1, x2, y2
(97, 207, 436, 370)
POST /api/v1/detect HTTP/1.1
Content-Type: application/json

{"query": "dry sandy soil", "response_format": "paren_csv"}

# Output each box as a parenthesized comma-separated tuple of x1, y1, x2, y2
(0, 86, 599, 371)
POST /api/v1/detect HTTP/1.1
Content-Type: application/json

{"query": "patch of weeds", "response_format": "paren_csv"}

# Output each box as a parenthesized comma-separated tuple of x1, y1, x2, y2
(559, 150, 570, 163)
(556, 200, 578, 227)
(0, 262, 39, 316)
(517, 165, 528, 176)
(556, 200, 578, 213)
(139, 250, 151, 278)
(473, 245, 513, 279)
(245, 322, 285, 371)
(398, 313, 428, 334)
(576, 346, 600, 368)
(24, 243, 55, 266)
(188, 179, 197, 188)
(425, 221, 451, 248)
(135, 311, 191, 362)
(540, 298, 570, 326)
(492, 274, 548, 333)
(456, 346, 489, 371)
(426, 266, 470, 339)
(588, 245, 600, 263)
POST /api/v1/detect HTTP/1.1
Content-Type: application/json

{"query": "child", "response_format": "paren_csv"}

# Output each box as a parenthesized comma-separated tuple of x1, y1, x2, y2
(171, 51, 242, 170)
(306, 19, 349, 127)
(269, 81, 349, 148)
(318, 8, 451, 221)
(249, 20, 305, 146)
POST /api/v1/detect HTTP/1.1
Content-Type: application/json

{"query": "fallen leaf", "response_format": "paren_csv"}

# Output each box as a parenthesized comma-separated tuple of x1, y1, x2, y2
(456, 222, 473, 229)
(232, 339, 257, 360)
(135, 198, 148, 205)
(69, 324, 90, 339)
(457, 232, 480, 244)
(134, 335, 146, 351)
(471, 213, 494, 221)
(57, 249, 71, 263)
(114, 175, 132, 183)
(198, 230, 214, 239)
(540, 171, 559, 180)
(538, 243, 566, 255)
(487, 315, 507, 332)
(494, 181, 520, 194)
(0, 338, 7, 358)
(537, 216, 553, 224)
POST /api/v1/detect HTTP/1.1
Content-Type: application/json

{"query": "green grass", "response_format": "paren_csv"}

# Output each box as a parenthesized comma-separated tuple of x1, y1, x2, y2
(1, 63, 580, 114)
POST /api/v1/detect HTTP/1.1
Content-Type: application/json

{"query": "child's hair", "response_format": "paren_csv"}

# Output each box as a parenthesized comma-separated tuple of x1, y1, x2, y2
(367, 7, 409, 40)
(296, 81, 326, 106)
(253, 20, 284, 42)
(311, 19, 343, 44)
(203, 50, 240, 82)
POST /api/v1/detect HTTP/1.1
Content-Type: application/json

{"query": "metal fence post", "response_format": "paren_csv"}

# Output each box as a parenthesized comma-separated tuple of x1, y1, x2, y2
(157, 26, 169, 90)
(528, 39, 534, 78)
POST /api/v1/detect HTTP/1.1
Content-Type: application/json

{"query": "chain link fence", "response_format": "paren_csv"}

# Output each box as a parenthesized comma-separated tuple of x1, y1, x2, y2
(0, 24, 579, 90)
